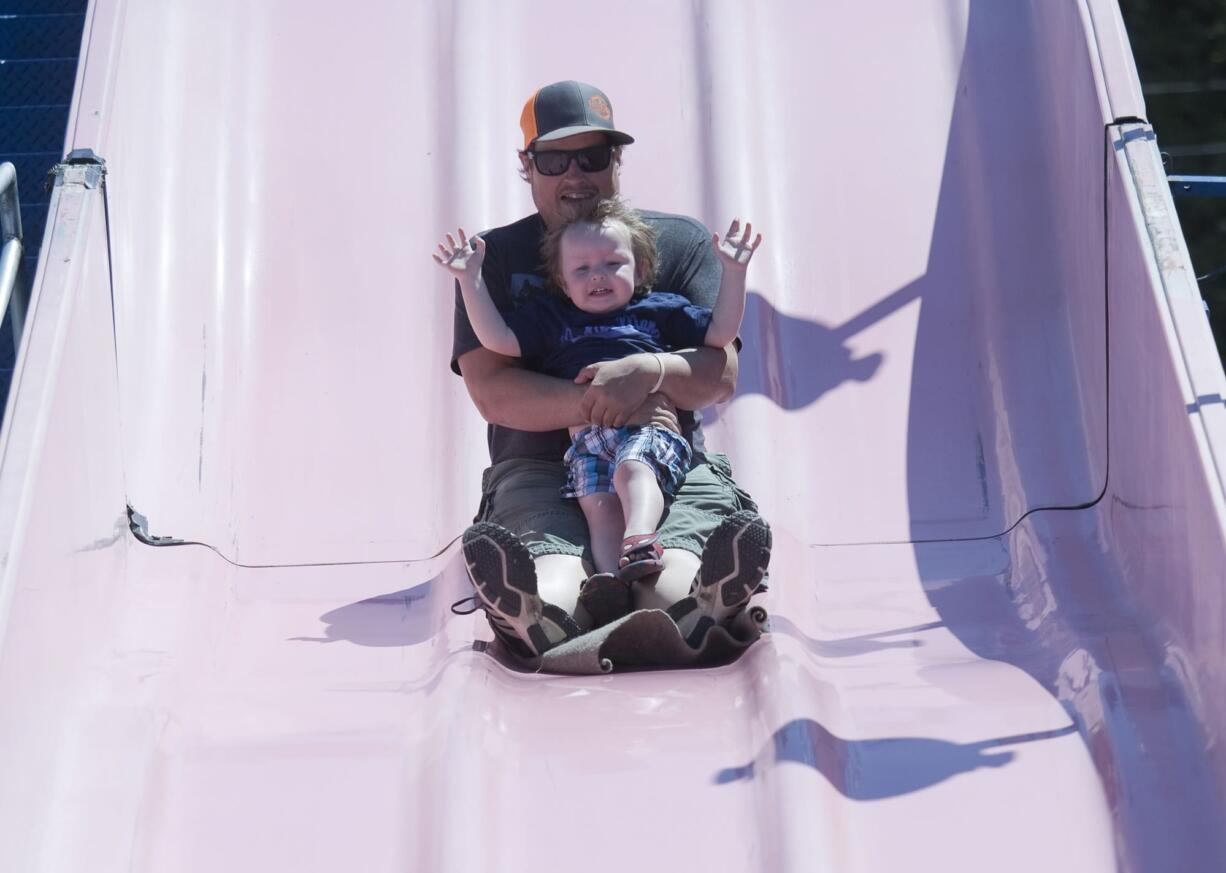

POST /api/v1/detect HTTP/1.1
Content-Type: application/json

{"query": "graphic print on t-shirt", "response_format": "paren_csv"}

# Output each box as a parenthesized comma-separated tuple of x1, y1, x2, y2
(505, 291, 712, 382)
(559, 316, 662, 346)
(510, 273, 546, 305)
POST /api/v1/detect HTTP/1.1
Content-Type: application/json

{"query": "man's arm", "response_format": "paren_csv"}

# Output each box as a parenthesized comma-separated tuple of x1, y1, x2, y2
(658, 344, 739, 407)
(458, 346, 588, 431)
(460, 346, 687, 432)
(576, 344, 738, 427)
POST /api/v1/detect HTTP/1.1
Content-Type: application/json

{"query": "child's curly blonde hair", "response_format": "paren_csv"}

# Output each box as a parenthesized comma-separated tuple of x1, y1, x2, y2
(540, 197, 659, 299)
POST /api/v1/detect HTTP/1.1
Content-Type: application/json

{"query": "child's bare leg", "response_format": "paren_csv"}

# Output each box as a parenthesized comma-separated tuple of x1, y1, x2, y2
(613, 460, 665, 538)
(577, 492, 625, 575)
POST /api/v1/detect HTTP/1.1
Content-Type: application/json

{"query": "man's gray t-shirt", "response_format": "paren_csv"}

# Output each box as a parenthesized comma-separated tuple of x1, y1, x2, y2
(450, 209, 722, 465)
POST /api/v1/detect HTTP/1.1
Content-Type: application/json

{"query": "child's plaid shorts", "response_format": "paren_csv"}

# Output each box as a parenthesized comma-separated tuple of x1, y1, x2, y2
(561, 424, 693, 499)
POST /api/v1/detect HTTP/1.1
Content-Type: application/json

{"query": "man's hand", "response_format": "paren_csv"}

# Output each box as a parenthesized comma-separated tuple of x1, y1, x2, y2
(575, 354, 660, 427)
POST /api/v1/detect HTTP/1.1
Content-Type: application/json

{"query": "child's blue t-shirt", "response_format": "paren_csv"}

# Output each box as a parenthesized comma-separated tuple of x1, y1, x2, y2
(503, 291, 712, 380)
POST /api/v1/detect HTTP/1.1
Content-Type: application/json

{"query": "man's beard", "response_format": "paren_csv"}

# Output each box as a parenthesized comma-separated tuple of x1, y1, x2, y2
(558, 192, 599, 221)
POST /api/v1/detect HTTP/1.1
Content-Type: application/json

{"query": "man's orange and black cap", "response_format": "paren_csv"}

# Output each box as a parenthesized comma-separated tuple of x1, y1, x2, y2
(519, 81, 635, 150)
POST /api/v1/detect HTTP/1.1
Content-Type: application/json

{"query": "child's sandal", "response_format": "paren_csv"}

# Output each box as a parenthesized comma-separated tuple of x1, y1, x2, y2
(578, 572, 633, 628)
(618, 533, 665, 583)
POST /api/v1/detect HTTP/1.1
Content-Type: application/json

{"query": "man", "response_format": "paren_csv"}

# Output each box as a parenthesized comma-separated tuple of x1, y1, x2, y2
(451, 80, 771, 659)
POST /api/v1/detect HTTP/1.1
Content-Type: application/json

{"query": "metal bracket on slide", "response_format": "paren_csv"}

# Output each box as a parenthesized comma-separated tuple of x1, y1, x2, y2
(1168, 176, 1226, 199)
(127, 505, 186, 547)
(44, 148, 107, 192)
(1164, 177, 1226, 287)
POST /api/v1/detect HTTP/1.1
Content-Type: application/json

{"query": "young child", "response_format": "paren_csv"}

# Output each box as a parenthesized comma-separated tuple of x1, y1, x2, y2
(434, 198, 761, 594)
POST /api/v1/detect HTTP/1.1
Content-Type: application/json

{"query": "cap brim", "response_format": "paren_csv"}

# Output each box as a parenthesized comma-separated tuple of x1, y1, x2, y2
(532, 125, 635, 147)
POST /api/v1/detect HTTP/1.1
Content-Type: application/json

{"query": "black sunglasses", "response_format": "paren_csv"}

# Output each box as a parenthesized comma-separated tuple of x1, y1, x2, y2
(525, 144, 615, 176)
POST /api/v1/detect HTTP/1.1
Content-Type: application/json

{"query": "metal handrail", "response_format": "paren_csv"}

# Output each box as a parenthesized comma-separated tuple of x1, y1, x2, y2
(0, 163, 22, 331)
(1168, 175, 1226, 199)
(1167, 174, 1226, 285)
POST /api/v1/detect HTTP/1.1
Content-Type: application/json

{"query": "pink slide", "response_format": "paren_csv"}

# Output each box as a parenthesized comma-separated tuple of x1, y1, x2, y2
(2, 1, 1225, 870)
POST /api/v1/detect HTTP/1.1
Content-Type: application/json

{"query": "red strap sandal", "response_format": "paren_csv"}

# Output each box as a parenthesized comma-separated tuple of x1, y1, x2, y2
(618, 532, 665, 583)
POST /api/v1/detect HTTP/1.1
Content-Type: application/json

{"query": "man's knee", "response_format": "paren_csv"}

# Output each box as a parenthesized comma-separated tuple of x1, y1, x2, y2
(535, 553, 588, 615)
(634, 548, 698, 611)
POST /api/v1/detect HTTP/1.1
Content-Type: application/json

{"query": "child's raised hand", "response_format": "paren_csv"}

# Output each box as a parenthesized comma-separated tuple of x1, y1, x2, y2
(712, 218, 762, 271)
(432, 228, 486, 281)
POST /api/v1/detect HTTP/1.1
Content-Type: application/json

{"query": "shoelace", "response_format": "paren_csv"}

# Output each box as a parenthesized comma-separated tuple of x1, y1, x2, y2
(450, 596, 480, 616)
(451, 595, 522, 643)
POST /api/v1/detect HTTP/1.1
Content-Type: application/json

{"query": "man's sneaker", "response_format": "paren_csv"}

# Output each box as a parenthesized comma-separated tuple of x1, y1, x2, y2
(459, 522, 581, 658)
(667, 510, 772, 647)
